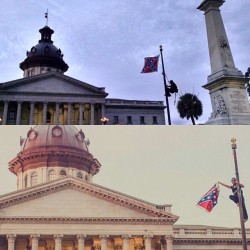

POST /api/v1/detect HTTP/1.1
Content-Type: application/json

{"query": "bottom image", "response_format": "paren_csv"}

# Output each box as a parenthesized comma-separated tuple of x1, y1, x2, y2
(0, 125, 249, 250)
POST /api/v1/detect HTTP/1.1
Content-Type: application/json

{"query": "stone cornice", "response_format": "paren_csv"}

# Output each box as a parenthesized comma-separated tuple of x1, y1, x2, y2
(0, 177, 178, 222)
(0, 216, 171, 225)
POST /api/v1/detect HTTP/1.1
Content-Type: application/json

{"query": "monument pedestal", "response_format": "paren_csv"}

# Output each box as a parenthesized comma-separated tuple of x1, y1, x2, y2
(204, 76, 250, 124)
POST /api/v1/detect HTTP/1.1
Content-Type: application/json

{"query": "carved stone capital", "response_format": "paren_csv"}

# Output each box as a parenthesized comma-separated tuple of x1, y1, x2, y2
(164, 235, 174, 241)
(77, 234, 87, 240)
(121, 234, 131, 240)
(6, 234, 16, 241)
(143, 234, 153, 240)
(54, 234, 63, 239)
(99, 234, 109, 239)
(30, 234, 40, 239)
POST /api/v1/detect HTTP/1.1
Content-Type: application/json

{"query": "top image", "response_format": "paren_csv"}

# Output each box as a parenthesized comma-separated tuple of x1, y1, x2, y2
(0, 0, 249, 125)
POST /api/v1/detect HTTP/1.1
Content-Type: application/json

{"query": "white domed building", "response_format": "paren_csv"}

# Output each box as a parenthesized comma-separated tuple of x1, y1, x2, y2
(0, 125, 249, 250)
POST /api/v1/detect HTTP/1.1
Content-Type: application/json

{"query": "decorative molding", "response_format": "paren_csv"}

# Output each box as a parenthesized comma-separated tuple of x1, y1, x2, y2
(0, 216, 171, 225)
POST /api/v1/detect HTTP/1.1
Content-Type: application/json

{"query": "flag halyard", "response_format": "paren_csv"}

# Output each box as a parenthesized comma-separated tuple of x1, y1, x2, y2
(197, 184, 220, 213)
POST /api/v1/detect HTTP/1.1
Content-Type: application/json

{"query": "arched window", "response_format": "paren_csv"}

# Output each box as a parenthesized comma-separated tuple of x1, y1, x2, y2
(31, 172, 38, 186)
(59, 170, 66, 177)
(24, 175, 28, 188)
(48, 170, 56, 181)
(77, 172, 83, 179)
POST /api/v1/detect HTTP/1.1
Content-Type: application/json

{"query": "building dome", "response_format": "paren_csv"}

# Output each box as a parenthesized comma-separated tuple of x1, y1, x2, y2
(9, 125, 101, 189)
(20, 26, 69, 77)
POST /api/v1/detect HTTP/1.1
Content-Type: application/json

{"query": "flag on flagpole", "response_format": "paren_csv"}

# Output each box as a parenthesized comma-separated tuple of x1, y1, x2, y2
(141, 55, 159, 73)
(45, 12, 48, 19)
(197, 184, 220, 212)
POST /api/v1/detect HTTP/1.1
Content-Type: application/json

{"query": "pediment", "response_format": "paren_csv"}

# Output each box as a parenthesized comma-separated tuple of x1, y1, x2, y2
(0, 177, 178, 224)
(0, 73, 108, 97)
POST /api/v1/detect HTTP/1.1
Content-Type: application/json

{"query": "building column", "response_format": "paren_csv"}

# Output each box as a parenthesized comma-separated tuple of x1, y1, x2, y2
(101, 103, 105, 118)
(30, 234, 40, 250)
(42, 102, 48, 125)
(55, 102, 60, 125)
(6, 234, 16, 250)
(67, 103, 72, 125)
(2, 101, 9, 125)
(165, 235, 173, 250)
(99, 234, 109, 250)
(54, 234, 63, 250)
(29, 102, 35, 125)
(121, 234, 131, 250)
(16, 101, 22, 125)
(90, 103, 95, 125)
(77, 234, 86, 250)
(143, 234, 153, 250)
(79, 103, 83, 125)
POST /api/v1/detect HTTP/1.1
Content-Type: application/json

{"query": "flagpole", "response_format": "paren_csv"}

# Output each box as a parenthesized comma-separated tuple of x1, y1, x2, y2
(231, 138, 247, 250)
(159, 45, 171, 125)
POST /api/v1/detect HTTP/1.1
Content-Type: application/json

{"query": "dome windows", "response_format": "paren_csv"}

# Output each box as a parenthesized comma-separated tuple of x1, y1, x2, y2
(59, 170, 66, 177)
(44, 46, 50, 53)
(31, 172, 38, 186)
(48, 170, 56, 181)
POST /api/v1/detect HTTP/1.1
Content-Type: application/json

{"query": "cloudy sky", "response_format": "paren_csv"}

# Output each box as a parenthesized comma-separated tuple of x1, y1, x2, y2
(0, 125, 250, 228)
(0, 0, 249, 124)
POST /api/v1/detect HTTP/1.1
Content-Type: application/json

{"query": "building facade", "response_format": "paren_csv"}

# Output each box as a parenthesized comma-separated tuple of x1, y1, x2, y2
(0, 26, 165, 125)
(0, 125, 249, 250)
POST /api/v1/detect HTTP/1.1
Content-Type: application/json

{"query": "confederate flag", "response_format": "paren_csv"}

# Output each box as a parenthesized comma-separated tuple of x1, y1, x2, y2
(141, 55, 159, 73)
(197, 184, 220, 212)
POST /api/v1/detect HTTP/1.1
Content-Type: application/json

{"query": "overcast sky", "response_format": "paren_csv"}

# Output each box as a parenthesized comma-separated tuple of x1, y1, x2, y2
(0, 0, 249, 124)
(0, 125, 250, 228)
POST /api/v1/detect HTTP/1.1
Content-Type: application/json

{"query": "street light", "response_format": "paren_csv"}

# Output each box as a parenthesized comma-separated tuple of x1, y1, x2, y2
(100, 117, 109, 125)
(231, 138, 247, 250)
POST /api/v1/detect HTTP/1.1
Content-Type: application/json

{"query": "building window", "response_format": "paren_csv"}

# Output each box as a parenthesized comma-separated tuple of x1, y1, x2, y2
(153, 116, 158, 124)
(31, 172, 38, 186)
(113, 116, 119, 124)
(24, 175, 28, 188)
(48, 170, 56, 181)
(140, 116, 145, 124)
(77, 172, 83, 179)
(127, 116, 132, 124)
(60, 170, 66, 177)
(46, 112, 52, 124)
(9, 111, 16, 120)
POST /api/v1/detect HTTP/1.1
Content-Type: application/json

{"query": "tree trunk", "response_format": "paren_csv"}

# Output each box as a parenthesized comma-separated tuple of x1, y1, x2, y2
(190, 115, 196, 125)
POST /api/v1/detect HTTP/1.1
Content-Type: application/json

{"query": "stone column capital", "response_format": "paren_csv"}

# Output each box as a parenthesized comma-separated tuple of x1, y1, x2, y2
(143, 234, 153, 240)
(121, 234, 131, 240)
(77, 234, 87, 239)
(30, 234, 40, 239)
(54, 234, 63, 239)
(99, 234, 109, 239)
(6, 234, 16, 240)
(164, 235, 174, 241)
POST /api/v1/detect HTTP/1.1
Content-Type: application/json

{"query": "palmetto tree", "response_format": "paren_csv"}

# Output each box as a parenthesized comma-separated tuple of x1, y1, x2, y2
(176, 93, 203, 125)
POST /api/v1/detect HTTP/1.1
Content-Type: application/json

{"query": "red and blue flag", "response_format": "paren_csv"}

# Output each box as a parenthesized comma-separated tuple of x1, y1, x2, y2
(197, 184, 220, 212)
(141, 55, 159, 73)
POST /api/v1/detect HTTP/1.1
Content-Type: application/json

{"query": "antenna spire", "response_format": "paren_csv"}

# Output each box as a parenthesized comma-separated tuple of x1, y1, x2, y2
(45, 9, 49, 26)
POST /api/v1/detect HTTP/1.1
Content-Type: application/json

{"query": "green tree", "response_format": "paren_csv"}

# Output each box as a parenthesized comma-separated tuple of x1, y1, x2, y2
(177, 93, 203, 125)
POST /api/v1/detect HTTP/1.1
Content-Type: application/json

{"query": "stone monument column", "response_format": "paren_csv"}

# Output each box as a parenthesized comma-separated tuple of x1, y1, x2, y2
(29, 102, 35, 125)
(54, 234, 63, 250)
(77, 234, 86, 250)
(16, 101, 22, 125)
(99, 234, 109, 250)
(30, 234, 40, 250)
(143, 234, 153, 250)
(2, 101, 9, 125)
(6, 234, 16, 250)
(121, 234, 131, 250)
(165, 235, 173, 250)
(198, 0, 250, 124)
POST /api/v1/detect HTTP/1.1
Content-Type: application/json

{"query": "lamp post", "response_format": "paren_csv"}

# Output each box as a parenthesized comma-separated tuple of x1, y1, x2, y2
(100, 117, 109, 125)
(231, 138, 247, 250)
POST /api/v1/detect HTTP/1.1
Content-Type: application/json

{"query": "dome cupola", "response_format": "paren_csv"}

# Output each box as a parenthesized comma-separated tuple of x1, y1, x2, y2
(20, 26, 69, 77)
(8, 125, 101, 190)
